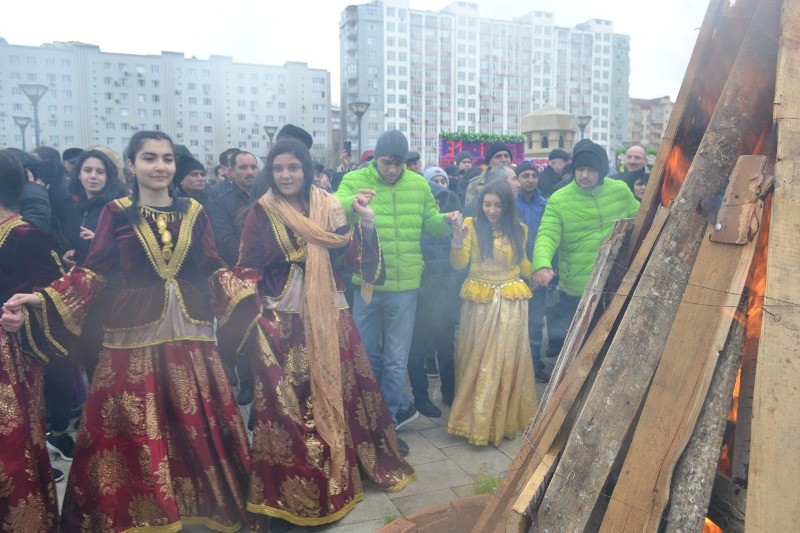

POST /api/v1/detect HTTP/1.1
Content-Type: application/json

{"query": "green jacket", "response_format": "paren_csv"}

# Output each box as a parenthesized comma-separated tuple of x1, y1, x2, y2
(336, 162, 451, 292)
(532, 178, 640, 297)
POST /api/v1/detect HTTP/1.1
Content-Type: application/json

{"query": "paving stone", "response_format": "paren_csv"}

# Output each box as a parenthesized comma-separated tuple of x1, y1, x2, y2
(418, 427, 466, 449)
(494, 434, 527, 461)
(335, 486, 401, 526)
(442, 444, 513, 479)
(451, 483, 478, 498)
(386, 459, 472, 499)
(391, 488, 459, 517)
(399, 431, 448, 466)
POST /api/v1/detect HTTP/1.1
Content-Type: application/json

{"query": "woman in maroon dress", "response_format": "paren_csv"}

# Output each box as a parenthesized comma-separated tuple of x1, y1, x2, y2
(214, 139, 415, 528)
(4, 132, 252, 532)
(0, 149, 62, 532)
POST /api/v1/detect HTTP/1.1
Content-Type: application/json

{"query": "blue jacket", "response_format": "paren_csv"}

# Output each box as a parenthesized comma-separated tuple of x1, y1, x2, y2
(516, 189, 547, 258)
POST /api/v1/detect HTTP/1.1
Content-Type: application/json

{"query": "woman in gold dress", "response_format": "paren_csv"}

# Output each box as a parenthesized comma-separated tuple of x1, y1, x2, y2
(446, 180, 537, 446)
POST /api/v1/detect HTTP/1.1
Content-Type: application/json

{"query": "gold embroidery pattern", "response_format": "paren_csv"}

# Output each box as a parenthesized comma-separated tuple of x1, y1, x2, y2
(204, 465, 226, 509)
(304, 434, 325, 470)
(167, 363, 199, 415)
(275, 377, 302, 425)
(116, 197, 202, 281)
(356, 442, 379, 479)
(255, 328, 279, 368)
(90, 356, 116, 392)
(323, 458, 349, 497)
(340, 360, 355, 399)
(128, 493, 167, 527)
(353, 345, 374, 378)
(354, 391, 382, 432)
(213, 269, 258, 328)
(88, 448, 130, 496)
(0, 383, 21, 436)
(253, 380, 267, 413)
(0, 216, 25, 248)
(100, 391, 144, 438)
(248, 476, 265, 504)
(144, 392, 162, 441)
(138, 447, 153, 486)
(154, 458, 175, 501)
(351, 466, 363, 495)
(41, 285, 83, 337)
(126, 348, 153, 384)
(284, 344, 310, 386)
(252, 421, 295, 467)
(264, 208, 307, 263)
(81, 510, 114, 532)
(338, 315, 353, 349)
(0, 463, 13, 498)
(3, 492, 47, 532)
(279, 476, 321, 518)
(174, 477, 200, 517)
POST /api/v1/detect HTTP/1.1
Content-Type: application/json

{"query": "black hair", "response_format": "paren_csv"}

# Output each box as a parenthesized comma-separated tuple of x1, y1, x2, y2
(230, 151, 256, 169)
(0, 149, 26, 209)
(68, 149, 124, 201)
(219, 148, 241, 166)
(5, 148, 41, 181)
(263, 139, 315, 205)
(32, 146, 68, 187)
(124, 131, 187, 222)
(474, 180, 525, 263)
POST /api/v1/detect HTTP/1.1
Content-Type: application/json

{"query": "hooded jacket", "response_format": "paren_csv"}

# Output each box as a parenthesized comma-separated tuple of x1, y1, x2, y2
(532, 178, 639, 296)
(335, 162, 451, 292)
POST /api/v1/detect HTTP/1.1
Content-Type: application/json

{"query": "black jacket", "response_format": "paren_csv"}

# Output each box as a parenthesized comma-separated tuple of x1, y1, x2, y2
(207, 180, 251, 267)
(15, 182, 51, 233)
(537, 165, 564, 199)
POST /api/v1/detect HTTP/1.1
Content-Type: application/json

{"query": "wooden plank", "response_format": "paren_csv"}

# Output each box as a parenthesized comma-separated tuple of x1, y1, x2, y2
(599, 157, 765, 532)
(506, 445, 562, 532)
(537, 220, 632, 417)
(470, 208, 669, 533)
(747, 0, 800, 529)
(532, 1, 781, 528)
(708, 474, 746, 533)
(731, 332, 756, 484)
(665, 315, 746, 532)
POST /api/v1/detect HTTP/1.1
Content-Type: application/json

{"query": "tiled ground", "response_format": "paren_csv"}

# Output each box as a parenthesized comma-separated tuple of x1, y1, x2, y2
(52, 359, 553, 532)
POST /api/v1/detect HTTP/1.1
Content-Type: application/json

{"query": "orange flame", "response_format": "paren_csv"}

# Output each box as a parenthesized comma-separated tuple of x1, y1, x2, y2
(704, 517, 724, 533)
(660, 144, 690, 207)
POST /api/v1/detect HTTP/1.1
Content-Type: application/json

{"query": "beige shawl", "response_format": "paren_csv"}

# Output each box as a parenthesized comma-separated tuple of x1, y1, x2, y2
(259, 187, 352, 483)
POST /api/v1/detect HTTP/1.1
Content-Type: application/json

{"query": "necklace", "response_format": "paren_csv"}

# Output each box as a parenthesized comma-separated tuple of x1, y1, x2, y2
(138, 205, 177, 261)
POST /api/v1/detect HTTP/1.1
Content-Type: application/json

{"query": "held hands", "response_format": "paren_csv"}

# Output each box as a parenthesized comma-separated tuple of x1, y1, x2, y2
(79, 226, 95, 240)
(533, 268, 556, 288)
(451, 221, 468, 247)
(1, 293, 41, 333)
(352, 190, 377, 226)
(62, 250, 76, 269)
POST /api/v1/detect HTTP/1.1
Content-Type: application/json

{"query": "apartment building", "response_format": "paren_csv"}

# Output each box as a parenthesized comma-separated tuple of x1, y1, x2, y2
(339, 0, 630, 163)
(0, 38, 332, 165)
(627, 95, 673, 150)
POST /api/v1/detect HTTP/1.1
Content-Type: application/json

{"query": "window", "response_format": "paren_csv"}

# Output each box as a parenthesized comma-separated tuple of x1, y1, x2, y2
(152, 95, 160, 102)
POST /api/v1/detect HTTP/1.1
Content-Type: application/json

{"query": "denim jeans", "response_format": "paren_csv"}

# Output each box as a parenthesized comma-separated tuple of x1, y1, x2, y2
(353, 288, 417, 424)
(545, 290, 581, 358)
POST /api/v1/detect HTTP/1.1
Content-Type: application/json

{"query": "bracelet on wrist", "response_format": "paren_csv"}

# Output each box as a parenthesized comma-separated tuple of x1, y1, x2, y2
(362, 218, 375, 224)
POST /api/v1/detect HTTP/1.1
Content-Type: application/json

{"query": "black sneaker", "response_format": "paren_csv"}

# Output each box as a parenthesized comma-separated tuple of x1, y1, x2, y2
(52, 467, 65, 483)
(535, 370, 551, 384)
(424, 358, 439, 377)
(397, 437, 409, 457)
(442, 391, 454, 407)
(414, 397, 442, 418)
(46, 432, 75, 461)
(269, 517, 296, 532)
(395, 404, 419, 430)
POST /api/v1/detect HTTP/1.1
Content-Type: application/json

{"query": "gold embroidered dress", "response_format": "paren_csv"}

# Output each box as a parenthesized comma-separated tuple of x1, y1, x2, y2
(26, 199, 251, 533)
(446, 217, 537, 446)
(213, 189, 415, 527)
(0, 215, 61, 532)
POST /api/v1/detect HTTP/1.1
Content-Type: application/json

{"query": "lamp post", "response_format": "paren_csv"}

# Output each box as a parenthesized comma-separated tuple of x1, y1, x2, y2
(348, 101, 370, 160)
(264, 125, 278, 149)
(19, 84, 49, 148)
(13, 116, 32, 151)
(577, 114, 593, 140)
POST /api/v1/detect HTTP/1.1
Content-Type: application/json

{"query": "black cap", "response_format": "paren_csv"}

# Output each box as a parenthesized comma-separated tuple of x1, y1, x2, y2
(515, 160, 537, 176)
(572, 140, 609, 179)
(485, 142, 512, 164)
(548, 149, 571, 161)
(277, 124, 313, 149)
(174, 154, 205, 184)
(62, 147, 83, 162)
(406, 151, 421, 163)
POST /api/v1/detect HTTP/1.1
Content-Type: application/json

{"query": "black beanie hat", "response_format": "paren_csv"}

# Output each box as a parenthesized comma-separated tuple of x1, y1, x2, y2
(277, 124, 313, 149)
(548, 149, 570, 161)
(174, 154, 205, 184)
(456, 151, 472, 164)
(571, 140, 609, 180)
(515, 160, 536, 176)
(374, 130, 409, 160)
(484, 142, 512, 164)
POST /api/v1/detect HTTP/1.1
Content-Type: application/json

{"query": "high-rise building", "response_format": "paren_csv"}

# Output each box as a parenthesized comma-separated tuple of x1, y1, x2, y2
(627, 96, 673, 150)
(0, 38, 333, 164)
(339, 1, 630, 163)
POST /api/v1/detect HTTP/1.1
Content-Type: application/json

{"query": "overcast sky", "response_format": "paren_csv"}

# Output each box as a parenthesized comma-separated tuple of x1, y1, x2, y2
(1, 0, 708, 105)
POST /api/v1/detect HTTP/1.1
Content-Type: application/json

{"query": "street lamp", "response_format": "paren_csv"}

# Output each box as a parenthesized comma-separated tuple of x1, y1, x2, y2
(13, 116, 32, 151)
(577, 114, 593, 140)
(19, 84, 49, 148)
(348, 101, 370, 160)
(264, 125, 278, 148)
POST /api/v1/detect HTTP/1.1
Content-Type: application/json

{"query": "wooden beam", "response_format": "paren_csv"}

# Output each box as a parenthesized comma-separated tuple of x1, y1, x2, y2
(532, 0, 781, 528)
(665, 315, 746, 532)
(470, 209, 669, 533)
(708, 473, 746, 533)
(747, 0, 800, 529)
(599, 157, 765, 532)
(537, 220, 632, 417)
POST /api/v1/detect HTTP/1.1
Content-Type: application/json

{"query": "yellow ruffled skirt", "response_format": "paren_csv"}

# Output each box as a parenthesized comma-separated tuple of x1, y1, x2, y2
(446, 292, 537, 446)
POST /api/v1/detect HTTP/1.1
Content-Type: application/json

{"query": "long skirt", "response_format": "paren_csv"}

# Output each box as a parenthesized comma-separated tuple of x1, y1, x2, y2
(0, 332, 58, 532)
(246, 310, 415, 527)
(59, 341, 251, 533)
(446, 294, 537, 446)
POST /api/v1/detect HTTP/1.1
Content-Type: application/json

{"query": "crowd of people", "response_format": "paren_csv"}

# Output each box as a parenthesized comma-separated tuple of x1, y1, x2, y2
(0, 124, 644, 532)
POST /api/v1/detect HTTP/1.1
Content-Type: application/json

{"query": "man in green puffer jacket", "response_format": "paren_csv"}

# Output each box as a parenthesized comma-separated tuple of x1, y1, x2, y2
(335, 130, 463, 454)
(532, 139, 640, 358)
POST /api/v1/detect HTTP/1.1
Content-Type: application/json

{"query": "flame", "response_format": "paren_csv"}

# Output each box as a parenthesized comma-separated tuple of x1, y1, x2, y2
(660, 144, 691, 206)
(704, 517, 724, 533)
